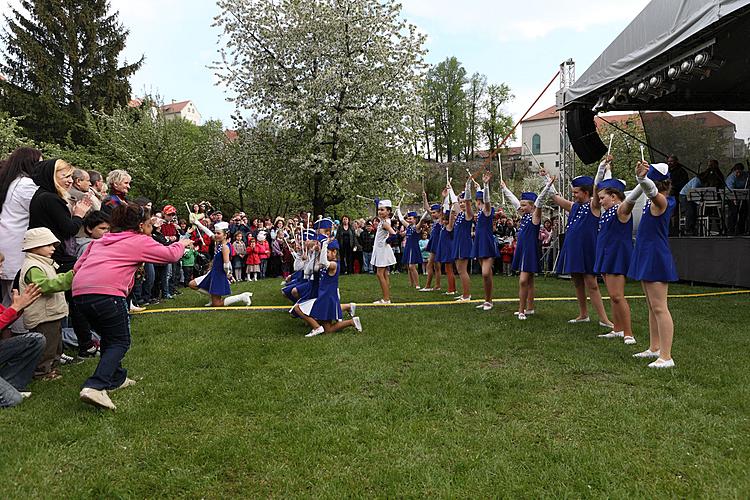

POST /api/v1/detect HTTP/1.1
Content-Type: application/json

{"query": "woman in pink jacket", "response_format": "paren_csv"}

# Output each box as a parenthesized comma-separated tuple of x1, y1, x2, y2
(72, 202, 192, 410)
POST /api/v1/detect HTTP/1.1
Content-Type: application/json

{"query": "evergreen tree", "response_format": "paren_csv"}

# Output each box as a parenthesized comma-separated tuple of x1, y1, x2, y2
(0, 0, 142, 144)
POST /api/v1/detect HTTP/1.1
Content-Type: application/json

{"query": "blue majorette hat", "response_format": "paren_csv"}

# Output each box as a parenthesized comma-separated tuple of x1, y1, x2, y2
(406, 211, 417, 218)
(571, 175, 594, 187)
(313, 218, 333, 230)
(647, 163, 670, 182)
(597, 178, 626, 192)
(327, 239, 340, 250)
(475, 190, 484, 200)
(520, 192, 538, 202)
(430, 203, 441, 211)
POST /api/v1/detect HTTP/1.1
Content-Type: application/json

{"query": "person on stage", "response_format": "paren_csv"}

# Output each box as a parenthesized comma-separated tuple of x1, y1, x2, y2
(188, 220, 252, 307)
(628, 161, 678, 368)
(590, 156, 637, 345)
(418, 195, 443, 292)
(293, 239, 361, 337)
(371, 199, 397, 304)
(501, 178, 555, 320)
(471, 172, 500, 311)
(448, 176, 475, 303)
(395, 207, 425, 289)
(545, 172, 613, 328)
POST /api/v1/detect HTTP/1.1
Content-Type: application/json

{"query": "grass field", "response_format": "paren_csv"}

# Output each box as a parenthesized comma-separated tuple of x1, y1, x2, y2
(2, 273, 749, 498)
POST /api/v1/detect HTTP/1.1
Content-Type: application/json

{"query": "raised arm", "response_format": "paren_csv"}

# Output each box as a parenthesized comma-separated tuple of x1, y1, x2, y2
(591, 157, 612, 215)
(636, 161, 668, 215)
(464, 177, 473, 220)
(500, 180, 521, 210)
(533, 177, 556, 225)
(482, 172, 492, 217)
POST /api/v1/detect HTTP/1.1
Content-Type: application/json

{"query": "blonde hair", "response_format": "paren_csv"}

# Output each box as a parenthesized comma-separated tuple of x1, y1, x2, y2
(106, 169, 131, 188)
(54, 160, 74, 200)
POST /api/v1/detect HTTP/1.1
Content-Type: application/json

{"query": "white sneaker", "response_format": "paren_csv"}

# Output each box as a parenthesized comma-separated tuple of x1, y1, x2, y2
(475, 303, 485, 309)
(352, 316, 362, 332)
(79, 387, 116, 410)
(482, 302, 493, 311)
(20, 392, 31, 399)
(648, 358, 675, 369)
(455, 295, 471, 302)
(129, 305, 146, 313)
(632, 349, 660, 359)
(597, 331, 624, 339)
(599, 320, 614, 328)
(524, 309, 535, 315)
(372, 299, 391, 305)
(242, 292, 253, 306)
(113, 378, 137, 391)
(568, 316, 590, 323)
(305, 326, 325, 338)
(419, 287, 434, 292)
(349, 303, 357, 317)
(623, 336, 637, 345)
(517, 312, 527, 320)
(444, 291, 456, 296)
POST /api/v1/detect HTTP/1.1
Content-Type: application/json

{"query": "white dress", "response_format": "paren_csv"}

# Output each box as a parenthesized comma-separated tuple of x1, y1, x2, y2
(370, 219, 396, 268)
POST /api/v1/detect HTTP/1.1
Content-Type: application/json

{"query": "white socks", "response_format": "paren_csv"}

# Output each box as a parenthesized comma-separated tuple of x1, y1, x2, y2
(223, 292, 252, 306)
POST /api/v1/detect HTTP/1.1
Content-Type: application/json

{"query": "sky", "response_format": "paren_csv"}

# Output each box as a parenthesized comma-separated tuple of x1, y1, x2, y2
(2, 0, 748, 142)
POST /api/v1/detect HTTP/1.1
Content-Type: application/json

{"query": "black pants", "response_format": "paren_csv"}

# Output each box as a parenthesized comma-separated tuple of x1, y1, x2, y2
(340, 246, 354, 274)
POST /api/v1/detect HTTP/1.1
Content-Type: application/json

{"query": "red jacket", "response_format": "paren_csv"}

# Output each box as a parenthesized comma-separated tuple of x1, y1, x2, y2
(256, 240, 271, 260)
(245, 244, 261, 265)
(0, 304, 20, 331)
(190, 229, 212, 254)
(500, 243, 516, 263)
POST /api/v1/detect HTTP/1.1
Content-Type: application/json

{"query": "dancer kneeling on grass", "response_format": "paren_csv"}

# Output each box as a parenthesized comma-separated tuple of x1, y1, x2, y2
(72, 202, 193, 410)
(371, 198, 397, 304)
(590, 156, 638, 345)
(293, 239, 362, 337)
(281, 230, 318, 303)
(627, 161, 678, 369)
(501, 178, 555, 320)
(544, 171, 613, 329)
(471, 171, 500, 311)
(189, 220, 252, 307)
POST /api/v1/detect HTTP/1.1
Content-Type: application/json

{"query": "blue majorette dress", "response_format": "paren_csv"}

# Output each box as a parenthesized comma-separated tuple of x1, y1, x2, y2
(436, 224, 454, 263)
(472, 207, 499, 259)
(296, 263, 342, 321)
(402, 225, 422, 265)
(627, 197, 679, 282)
(425, 219, 441, 253)
(555, 202, 599, 274)
(282, 269, 304, 302)
(451, 211, 474, 260)
(512, 213, 540, 273)
(197, 242, 234, 296)
(594, 204, 633, 275)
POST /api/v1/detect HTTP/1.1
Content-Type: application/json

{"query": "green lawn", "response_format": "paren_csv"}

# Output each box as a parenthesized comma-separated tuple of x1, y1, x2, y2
(2, 274, 749, 498)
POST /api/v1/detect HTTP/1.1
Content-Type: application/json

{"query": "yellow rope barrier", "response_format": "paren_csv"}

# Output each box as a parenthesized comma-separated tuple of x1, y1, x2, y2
(132, 289, 750, 315)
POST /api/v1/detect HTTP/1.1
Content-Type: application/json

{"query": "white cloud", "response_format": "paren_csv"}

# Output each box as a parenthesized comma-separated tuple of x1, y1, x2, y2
(401, 0, 650, 40)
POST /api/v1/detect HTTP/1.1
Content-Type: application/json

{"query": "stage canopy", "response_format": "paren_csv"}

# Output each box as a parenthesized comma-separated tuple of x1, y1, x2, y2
(560, 0, 750, 112)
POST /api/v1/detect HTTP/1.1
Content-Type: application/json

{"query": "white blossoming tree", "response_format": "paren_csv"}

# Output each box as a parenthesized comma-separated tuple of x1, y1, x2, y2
(213, 0, 427, 217)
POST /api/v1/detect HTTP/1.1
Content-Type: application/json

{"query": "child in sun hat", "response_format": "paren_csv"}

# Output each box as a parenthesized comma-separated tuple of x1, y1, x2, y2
(501, 178, 555, 320)
(19, 227, 75, 381)
(627, 161, 678, 368)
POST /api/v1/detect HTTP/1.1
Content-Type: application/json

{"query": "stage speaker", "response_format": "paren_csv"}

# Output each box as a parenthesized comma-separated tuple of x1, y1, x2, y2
(566, 107, 607, 165)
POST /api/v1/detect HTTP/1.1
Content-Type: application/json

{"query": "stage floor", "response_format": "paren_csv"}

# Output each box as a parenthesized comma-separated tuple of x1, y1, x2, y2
(670, 236, 750, 287)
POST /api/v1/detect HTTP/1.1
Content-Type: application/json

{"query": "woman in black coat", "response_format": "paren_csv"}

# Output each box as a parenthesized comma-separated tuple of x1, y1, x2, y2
(336, 215, 356, 275)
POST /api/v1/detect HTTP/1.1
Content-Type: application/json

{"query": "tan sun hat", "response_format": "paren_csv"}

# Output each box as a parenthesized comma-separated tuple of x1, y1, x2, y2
(22, 227, 60, 251)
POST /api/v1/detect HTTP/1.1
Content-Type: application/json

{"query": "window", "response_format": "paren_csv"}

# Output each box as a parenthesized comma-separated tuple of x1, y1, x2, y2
(532, 134, 541, 155)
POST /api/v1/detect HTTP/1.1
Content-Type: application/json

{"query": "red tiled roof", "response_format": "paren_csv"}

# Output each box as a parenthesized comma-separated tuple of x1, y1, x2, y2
(225, 129, 238, 141)
(160, 100, 191, 113)
(522, 105, 558, 122)
(0, 74, 6, 82)
(674, 112, 734, 129)
(128, 98, 143, 108)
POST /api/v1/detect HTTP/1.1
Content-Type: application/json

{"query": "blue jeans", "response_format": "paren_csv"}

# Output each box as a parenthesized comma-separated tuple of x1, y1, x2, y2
(363, 252, 373, 273)
(0, 333, 45, 408)
(143, 263, 155, 302)
(73, 295, 131, 391)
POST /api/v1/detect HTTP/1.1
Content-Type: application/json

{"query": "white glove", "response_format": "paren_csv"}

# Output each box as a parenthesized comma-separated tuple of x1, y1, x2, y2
(448, 188, 459, 204)
(636, 174, 658, 199)
(194, 220, 214, 238)
(502, 185, 521, 210)
(223, 262, 232, 275)
(594, 160, 607, 187)
(318, 240, 330, 270)
(534, 179, 555, 208)
(624, 185, 644, 205)
(483, 183, 490, 204)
